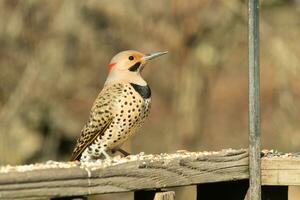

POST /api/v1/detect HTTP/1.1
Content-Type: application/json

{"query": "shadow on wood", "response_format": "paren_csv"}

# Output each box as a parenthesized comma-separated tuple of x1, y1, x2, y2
(51, 196, 88, 200)
(134, 190, 156, 200)
(262, 186, 288, 200)
(134, 190, 175, 200)
(197, 180, 249, 200)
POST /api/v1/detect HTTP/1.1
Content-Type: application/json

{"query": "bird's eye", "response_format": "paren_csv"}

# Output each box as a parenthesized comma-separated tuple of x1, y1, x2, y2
(128, 56, 134, 61)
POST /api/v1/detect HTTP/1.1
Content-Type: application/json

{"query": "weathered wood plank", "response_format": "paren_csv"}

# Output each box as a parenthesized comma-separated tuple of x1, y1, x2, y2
(0, 149, 299, 199)
(0, 149, 248, 199)
(154, 191, 175, 200)
(262, 157, 300, 185)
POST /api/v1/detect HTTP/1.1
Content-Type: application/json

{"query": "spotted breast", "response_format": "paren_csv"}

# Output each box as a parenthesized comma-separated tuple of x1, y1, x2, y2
(71, 83, 151, 161)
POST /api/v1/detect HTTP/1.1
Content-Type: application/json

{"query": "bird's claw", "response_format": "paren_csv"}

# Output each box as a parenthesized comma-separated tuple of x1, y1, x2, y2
(112, 148, 131, 156)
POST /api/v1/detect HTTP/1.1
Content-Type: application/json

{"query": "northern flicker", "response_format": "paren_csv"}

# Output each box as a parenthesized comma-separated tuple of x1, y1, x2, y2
(70, 50, 167, 161)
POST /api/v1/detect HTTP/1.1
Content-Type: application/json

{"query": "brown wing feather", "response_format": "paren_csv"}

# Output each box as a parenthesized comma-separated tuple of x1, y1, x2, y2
(70, 83, 124, 161)
(70, 120, 112, 161)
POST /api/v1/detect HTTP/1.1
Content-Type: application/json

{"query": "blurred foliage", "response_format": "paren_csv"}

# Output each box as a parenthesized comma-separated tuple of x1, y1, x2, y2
(0, 0, 300, 199)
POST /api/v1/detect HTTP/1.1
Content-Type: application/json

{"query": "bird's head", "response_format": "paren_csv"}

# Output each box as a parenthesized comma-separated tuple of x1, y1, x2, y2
(105, 50, 167, 85)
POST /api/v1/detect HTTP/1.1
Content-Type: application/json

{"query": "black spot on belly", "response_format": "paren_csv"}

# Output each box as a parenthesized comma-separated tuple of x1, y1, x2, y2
(130, 83, 151, 99)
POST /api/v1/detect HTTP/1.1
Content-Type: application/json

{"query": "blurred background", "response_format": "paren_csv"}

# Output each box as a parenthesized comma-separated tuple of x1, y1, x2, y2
(0, 0, 299, 199)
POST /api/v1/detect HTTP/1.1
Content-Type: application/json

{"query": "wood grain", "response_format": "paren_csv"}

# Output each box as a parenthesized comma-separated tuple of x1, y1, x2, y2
(262, 158, 300, 186)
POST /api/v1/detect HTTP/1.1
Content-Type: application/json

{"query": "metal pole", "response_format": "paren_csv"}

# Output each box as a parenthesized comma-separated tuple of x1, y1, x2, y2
(248, 0, 261, 199)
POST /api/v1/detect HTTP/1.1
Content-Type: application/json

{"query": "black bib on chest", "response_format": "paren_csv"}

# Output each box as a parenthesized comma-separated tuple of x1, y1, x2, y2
(130, 83, 151, 99)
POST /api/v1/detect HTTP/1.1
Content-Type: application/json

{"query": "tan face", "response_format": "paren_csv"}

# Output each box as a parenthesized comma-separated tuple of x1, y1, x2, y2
(105, 50, 168, 85)
(108, 50, 147, 73)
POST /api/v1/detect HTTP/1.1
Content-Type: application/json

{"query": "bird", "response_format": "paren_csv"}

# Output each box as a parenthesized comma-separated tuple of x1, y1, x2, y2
(70, 50, 167, 162)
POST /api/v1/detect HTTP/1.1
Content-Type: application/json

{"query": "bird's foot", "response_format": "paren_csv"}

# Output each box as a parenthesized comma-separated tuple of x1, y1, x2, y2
(118, 148, 131, 156)
(100, 149, 112, 160)
(111, 148, 131, 156)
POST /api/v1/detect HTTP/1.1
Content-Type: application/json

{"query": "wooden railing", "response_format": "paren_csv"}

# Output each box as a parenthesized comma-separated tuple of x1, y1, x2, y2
(0, 149, 299, 200)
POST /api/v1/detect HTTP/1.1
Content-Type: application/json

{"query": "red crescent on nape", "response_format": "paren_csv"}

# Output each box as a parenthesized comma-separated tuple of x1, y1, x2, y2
(108, 62, 116, 72)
